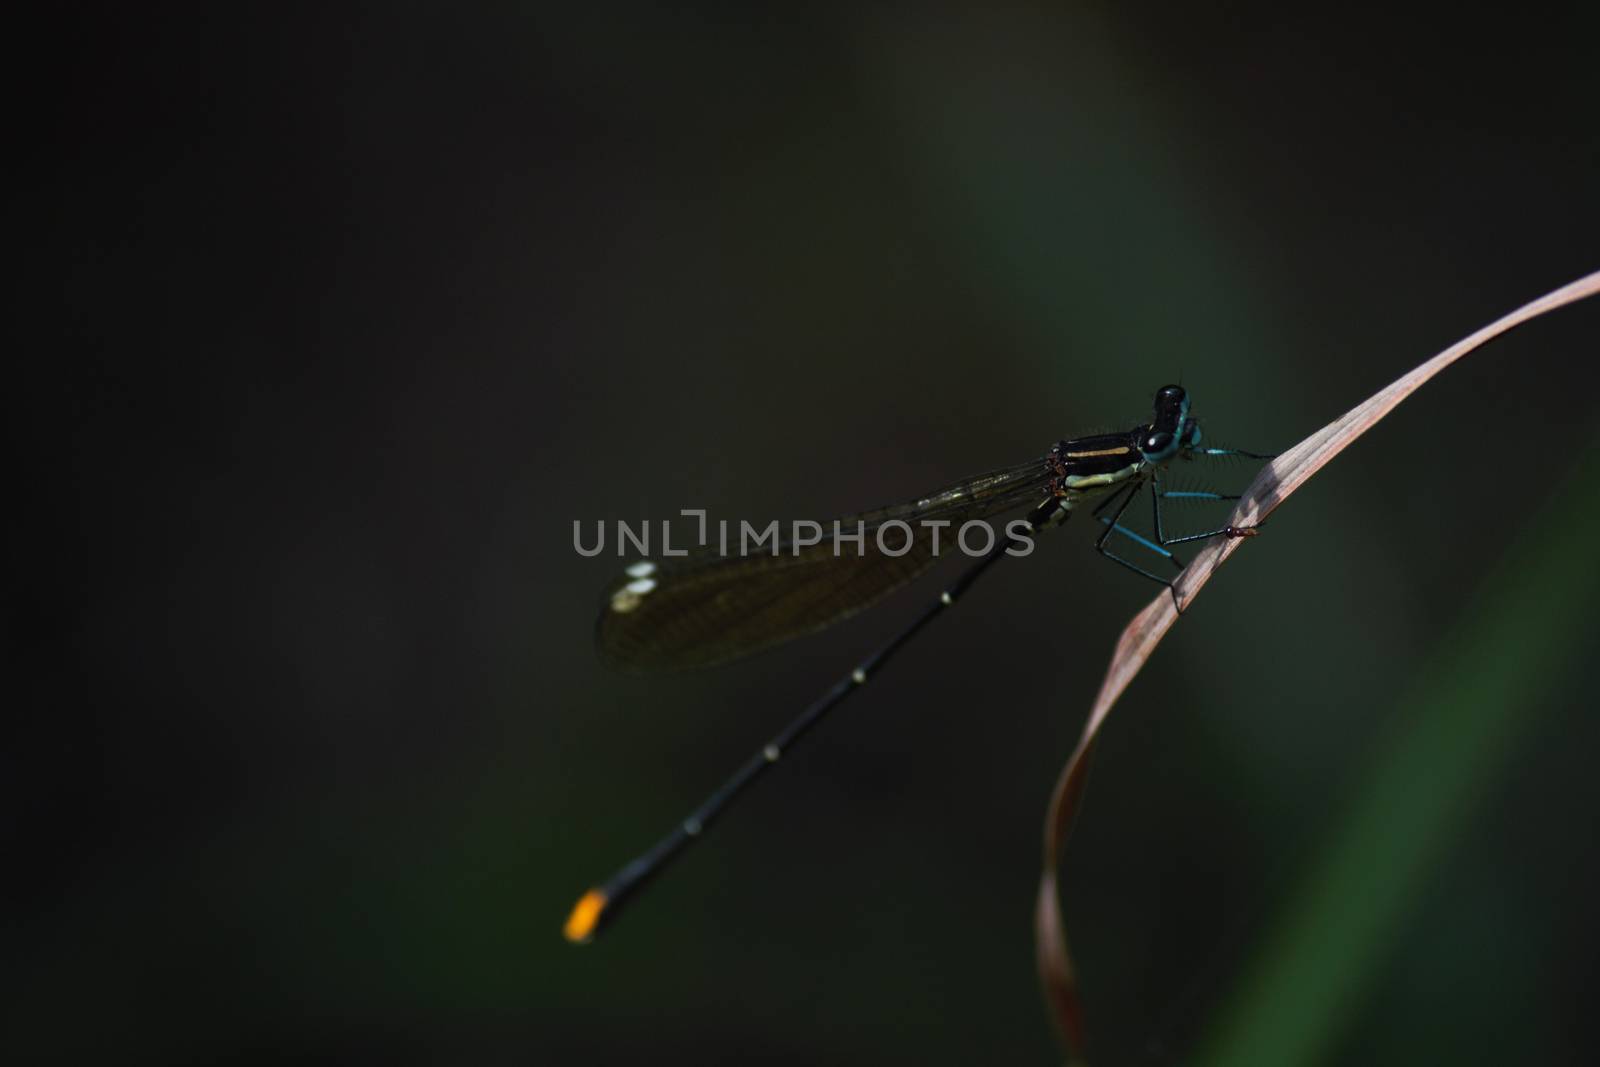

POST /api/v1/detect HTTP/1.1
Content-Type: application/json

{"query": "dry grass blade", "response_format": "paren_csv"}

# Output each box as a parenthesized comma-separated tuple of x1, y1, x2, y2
(1033, 268, 1600, 1062)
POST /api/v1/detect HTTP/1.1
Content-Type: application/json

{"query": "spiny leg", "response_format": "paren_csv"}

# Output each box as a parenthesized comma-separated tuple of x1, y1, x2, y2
(1092, 480, 1184, 608)
(1100, 518, 1186, 570)
(1092, 475, 1193, 571)
(1151, 474, 1238, 545)
(1151, 470, 1259, 548)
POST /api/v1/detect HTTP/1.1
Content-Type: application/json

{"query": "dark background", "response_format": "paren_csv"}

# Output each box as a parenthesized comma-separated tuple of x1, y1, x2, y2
(19, 5, 1600, 1064)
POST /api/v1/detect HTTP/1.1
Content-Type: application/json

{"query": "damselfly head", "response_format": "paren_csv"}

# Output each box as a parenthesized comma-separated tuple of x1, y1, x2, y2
(1139, 384, 1193, 463)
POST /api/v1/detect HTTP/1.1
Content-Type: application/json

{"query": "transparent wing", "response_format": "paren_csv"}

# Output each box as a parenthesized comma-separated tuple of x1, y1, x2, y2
(595, 458, 1051, 670)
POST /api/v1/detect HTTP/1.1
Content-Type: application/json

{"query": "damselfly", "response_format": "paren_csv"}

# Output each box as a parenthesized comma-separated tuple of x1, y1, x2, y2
(565, 384, 1270, 942)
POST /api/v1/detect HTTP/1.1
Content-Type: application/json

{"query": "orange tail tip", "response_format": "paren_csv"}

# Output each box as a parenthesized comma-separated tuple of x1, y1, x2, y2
(564, 888, 608, 944)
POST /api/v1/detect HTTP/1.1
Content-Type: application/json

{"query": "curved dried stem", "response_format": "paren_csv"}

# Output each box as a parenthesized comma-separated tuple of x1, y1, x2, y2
(1034, 269, 1600, 1061)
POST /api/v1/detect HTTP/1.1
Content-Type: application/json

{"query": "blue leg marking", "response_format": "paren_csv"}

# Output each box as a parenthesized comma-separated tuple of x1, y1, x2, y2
(1151, 471, 1255, 548)
(1198, 447, 1274, 460)
(1092, 481, 1184, 606)
(1099, 518, 1178, 561)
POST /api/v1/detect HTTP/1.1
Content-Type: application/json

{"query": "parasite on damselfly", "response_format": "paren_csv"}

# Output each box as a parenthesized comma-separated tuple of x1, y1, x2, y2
(565, 384, 1271, 942)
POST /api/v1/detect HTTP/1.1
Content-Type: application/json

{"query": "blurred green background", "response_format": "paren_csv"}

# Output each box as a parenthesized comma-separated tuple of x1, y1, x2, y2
(20, 5, 1600, 1064)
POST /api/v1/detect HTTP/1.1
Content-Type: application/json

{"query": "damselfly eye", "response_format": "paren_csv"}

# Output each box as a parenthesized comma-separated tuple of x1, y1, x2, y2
(1144, 431, 1173, 454)
(1157, 385, 1185, 403)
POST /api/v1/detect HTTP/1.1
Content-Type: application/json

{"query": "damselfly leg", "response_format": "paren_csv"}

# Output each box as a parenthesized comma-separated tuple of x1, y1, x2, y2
(1092, 450, 1275, 608)
(1093, 480, 1186, 592)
